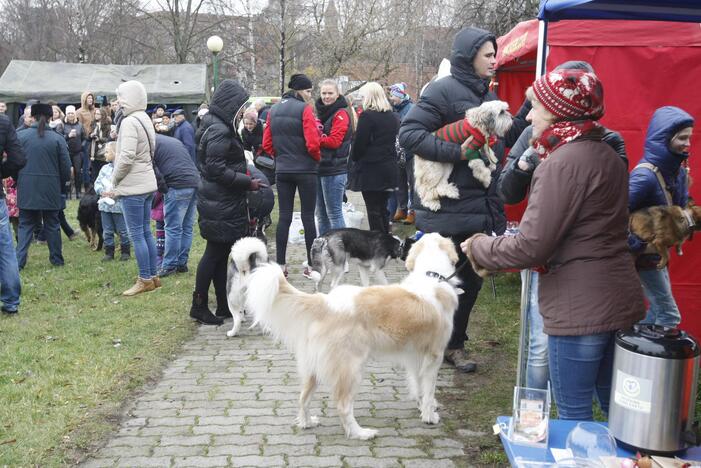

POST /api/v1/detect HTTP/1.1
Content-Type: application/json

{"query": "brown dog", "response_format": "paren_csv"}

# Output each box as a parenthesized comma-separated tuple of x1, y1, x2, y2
(629, 199, 701, 269)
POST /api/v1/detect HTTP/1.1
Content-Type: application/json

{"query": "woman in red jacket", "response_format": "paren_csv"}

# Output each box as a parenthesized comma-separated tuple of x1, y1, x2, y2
(262, 73, 321, 277)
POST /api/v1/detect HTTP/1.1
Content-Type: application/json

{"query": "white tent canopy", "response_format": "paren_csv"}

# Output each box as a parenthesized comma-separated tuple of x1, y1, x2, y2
(0, 60, 207, 104)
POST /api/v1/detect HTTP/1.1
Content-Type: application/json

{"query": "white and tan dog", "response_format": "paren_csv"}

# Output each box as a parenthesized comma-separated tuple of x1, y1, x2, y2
(225, 237, 269, 337)
(240, 233, 460, 439)
(414, 100, 513, 211)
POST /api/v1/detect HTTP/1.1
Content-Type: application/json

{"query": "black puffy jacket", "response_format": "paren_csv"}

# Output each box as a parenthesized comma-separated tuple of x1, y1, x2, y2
(195, 80, 252, 243)
(398, 27, 529, 236)
(0, 115, 26, 199)
(497, 125, 628, 205)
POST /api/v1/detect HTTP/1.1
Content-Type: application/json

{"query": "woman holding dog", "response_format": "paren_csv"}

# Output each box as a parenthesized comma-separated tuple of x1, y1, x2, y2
(462, 70, 645, 420)
(348, 82, 399, 234)
(314, 79, 355, 236)
(628, 106, 694, 328)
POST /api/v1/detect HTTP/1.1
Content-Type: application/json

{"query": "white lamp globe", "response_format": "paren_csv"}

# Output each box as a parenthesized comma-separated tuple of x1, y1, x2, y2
(207, 35, 224, 54)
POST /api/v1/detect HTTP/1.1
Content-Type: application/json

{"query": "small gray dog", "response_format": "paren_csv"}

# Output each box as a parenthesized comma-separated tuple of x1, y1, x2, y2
(308, 228, 406, 292)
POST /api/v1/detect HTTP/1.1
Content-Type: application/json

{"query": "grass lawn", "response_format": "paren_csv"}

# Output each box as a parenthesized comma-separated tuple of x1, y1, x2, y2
(0, 199, 200, 465)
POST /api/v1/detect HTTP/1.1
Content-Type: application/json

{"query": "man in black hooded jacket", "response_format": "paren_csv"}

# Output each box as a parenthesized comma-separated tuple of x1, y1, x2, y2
(399, 27, 529, 372)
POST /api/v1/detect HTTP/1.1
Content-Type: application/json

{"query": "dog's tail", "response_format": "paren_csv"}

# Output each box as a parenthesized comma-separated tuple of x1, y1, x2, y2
(245, 263, 324, 349)
(308, 237, 326, 283)
(231, 237, 269, 273)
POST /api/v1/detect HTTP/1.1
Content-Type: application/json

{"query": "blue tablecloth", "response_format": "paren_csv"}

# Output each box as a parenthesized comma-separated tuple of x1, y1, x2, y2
(496, 416, 701, 466)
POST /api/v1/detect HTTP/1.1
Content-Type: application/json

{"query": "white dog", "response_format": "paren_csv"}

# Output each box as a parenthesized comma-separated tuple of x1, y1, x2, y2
(241, 233, 461, 439)
(414, 100, 513, 211)
(225, 237, 269, 337)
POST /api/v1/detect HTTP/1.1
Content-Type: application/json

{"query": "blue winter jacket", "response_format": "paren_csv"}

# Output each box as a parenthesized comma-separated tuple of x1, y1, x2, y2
(173, 119, 196, 163)
(628, 106, 694, 253)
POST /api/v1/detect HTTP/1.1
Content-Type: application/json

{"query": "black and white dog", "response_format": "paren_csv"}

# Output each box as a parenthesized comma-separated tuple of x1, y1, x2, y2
(309, 228, 409, 292)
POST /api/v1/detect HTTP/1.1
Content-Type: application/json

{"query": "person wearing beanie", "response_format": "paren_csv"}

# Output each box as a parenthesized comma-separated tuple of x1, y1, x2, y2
(387, 82, 416, 224)
(171, 108, 196, 162)
(16, 102, 72, 270)
(628, 106, 695, 328)
(463, 69, 645, 421)
(398, 27, 530, 373)
(262, 72, 321, 278)
(495, 61, 628, 392)
(62, 105, 86, 199)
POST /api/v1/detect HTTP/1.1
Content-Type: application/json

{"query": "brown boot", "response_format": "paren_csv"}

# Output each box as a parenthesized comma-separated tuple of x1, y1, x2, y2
(444, 348, 477, 373)
(392, 209, 407, 222)
(122, 277, 156, 296)
(402, 210, 415, 225)
(152, 276, 162, 289)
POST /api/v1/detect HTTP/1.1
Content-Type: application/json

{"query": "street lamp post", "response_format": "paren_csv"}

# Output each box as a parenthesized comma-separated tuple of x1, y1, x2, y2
(207, 35, 224, 91)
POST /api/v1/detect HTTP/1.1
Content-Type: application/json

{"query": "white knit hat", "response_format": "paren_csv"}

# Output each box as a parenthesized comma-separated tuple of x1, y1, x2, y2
(65, 105, 76, 114)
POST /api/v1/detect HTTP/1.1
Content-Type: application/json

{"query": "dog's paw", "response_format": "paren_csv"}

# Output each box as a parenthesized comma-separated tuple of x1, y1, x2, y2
(421, 410, 440, 425)
(296, 415, 320, 429)
(226, 328, 238, 337)
(438, 183, 460, 200)
(349, 427, 378, 440)
(423, 198, 442, 212)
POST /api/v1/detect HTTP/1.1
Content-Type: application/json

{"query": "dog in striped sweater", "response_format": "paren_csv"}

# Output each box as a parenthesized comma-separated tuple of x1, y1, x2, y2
(414, 100, 512, 211)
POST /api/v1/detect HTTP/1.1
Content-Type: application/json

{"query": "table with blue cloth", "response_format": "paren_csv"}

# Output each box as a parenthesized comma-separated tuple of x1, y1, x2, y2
(496, 416, 701, 466)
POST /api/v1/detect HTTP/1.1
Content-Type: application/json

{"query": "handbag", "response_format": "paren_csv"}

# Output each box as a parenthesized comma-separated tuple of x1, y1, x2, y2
(254, 152, 275, 171)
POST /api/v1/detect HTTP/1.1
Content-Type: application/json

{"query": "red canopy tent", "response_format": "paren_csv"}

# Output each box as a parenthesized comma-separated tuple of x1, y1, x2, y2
(495, 19, 701, 338)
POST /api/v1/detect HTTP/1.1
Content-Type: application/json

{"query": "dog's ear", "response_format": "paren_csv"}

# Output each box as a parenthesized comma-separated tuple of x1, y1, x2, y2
(438, 237, 459, 265)
(404, 239, 424, 272)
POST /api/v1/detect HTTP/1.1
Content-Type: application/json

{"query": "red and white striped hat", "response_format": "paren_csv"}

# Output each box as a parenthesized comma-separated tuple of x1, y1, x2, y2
(532, 70, 604, 120)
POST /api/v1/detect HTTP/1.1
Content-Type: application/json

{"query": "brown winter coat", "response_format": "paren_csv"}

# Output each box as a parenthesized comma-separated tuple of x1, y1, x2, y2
(469, 133, 645, 336)
(76, 91, 95, 136)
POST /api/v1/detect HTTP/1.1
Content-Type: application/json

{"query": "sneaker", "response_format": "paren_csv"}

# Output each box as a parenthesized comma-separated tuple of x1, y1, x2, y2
(1, 307, 18, 315)
(302, 262, 314, 280)
(176, 265, 189, 273)
(157, 268, 177, 278)
(444, 348, 477, 373)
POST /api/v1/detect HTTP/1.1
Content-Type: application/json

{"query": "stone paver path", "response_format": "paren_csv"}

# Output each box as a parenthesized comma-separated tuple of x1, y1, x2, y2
(82, 194, 467, 468)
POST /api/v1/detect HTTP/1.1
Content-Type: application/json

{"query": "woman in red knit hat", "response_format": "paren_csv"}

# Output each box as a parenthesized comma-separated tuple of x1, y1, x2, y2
(462, 70, 645, 420)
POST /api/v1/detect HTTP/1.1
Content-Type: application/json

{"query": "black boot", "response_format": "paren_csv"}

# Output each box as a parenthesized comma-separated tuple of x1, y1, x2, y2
(119, 244, 131, 261)
(215, 302, 232, 318)
(101, 245, 115, 262)
(189, 292, 223, 325)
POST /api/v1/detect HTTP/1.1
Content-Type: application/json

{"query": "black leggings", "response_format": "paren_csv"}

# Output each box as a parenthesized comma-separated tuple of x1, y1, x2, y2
(195, 240, 234, 312)
(447, 234, 484, 350)
(71, 153, 82, 196)
(362, 191, 390, 233)
(275, 172, 317, 265)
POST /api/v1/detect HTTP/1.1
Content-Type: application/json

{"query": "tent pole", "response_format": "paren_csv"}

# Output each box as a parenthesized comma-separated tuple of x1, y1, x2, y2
(536, 20, 549, 77)
(515, 269, 531, 388)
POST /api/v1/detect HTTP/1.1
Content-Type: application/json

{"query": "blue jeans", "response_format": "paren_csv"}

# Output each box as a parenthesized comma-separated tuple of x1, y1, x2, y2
(16, 209, 63, 269)
(316, 174, 346, 236)
(121, 193, 158, 279)
(521, 270, 549, 390)
(0, 200, 21, 311)
(162, 187, 197, 271)
(548, 332, 616, 420)
(81, 140, 91, 183)
(100, 211, 130, 248)
(638, 267, 681, 328)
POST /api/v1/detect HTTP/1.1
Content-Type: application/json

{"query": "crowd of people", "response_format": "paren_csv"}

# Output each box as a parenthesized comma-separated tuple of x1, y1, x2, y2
(0, 25, 695, 423)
